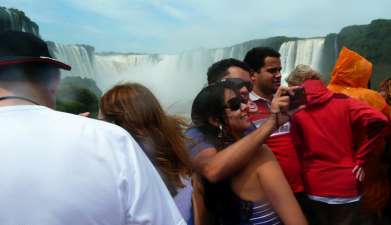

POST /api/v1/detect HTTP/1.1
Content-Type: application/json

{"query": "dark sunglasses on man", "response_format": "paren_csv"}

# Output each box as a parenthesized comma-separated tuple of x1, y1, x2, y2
(220, 78, 253, 92)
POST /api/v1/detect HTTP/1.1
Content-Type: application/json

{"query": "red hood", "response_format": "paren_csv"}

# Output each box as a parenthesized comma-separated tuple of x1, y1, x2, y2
(303, 80, 334, 107)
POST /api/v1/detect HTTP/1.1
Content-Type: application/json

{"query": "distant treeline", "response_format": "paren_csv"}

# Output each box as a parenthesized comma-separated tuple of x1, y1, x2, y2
(336, 19, 391, 88)
(56, 77, 101, 117)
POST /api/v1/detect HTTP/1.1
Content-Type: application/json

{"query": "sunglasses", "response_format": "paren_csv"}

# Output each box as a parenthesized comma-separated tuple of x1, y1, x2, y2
(224, 96, 246, 111)
(220, 78, 253, 92)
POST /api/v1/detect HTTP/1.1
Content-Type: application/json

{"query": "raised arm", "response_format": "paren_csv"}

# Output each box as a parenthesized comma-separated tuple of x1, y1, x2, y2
(189, 86, 295, 183)
(191, 115, 277, 183)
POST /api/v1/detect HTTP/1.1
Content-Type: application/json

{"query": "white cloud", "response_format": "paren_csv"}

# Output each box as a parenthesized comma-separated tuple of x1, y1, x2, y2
(2, 0, 391, 53)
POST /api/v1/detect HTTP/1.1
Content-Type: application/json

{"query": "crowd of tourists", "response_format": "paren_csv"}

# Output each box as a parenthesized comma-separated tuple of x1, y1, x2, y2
(0, 31, 390, 225)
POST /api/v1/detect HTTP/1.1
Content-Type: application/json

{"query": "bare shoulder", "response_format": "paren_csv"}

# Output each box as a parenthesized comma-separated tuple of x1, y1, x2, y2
(254, 144, 279, 176)
(232, 144, 279, 180)
(252, 144, 277, 164)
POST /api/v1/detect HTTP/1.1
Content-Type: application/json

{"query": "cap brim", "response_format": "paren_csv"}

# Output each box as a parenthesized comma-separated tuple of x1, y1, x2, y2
(0, 56, 71, 71)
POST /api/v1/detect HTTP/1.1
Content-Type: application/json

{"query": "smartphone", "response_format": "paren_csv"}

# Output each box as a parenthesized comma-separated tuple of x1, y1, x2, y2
(284, 87, 307, 109)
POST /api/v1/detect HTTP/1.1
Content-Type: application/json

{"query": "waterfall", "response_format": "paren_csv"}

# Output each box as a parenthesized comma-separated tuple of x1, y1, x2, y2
(46, 38, 326, 116)
(279, 38, 325, 84)
(48, 42, 96, 80)
(94, 52, 208, 117)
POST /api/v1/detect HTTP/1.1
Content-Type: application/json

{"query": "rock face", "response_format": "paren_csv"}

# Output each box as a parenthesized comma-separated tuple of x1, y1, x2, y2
(337, 19, 391, 88)
(0, 7, 39, 36)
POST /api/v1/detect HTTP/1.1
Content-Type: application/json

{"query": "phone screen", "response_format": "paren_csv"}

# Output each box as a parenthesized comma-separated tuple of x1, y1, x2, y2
(288, 87, 307, 109)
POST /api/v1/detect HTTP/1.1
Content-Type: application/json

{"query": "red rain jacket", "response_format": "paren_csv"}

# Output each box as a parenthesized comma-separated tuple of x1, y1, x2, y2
(328, 47, 391, 211)
(290, 80, 388, 197)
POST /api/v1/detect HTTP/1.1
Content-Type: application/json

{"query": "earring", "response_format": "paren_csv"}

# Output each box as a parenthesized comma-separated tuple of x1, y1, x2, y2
(218, 124, 223, 138)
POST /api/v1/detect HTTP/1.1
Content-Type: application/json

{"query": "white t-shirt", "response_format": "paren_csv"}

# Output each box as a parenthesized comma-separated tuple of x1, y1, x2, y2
(0, 105, 186, 225)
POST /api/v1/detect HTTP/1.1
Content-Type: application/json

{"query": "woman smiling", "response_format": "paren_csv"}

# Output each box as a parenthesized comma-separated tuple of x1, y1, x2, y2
(189, 81, 307, 225)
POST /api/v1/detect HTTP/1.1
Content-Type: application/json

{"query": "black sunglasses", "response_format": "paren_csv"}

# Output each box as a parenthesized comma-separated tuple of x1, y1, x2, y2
(220, 78, 253, 92)
(224, 96, 245, 111)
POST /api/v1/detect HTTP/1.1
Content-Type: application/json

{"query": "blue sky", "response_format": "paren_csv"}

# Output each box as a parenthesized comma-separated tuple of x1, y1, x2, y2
(2, 0, 391, 54)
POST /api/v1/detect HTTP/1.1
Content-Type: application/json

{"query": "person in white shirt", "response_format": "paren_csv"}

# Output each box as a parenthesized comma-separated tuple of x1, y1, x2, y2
(0, 30, 186, 225)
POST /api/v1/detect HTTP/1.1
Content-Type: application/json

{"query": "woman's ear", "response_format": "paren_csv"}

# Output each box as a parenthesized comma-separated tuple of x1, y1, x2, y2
(208, 116, 220, 127)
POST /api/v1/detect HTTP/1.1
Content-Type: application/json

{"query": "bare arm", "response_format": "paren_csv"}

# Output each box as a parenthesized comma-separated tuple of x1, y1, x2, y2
(256, 146, 308, 225)
(191, 86, 296, 183)
(192, 116, 277, 183)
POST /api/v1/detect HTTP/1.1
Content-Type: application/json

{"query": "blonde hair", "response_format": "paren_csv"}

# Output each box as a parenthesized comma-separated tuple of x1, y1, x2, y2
(286, 64, 322, 86)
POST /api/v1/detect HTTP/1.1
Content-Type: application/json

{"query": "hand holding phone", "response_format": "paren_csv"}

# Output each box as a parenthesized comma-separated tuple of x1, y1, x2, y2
(283, 87, 307, 110)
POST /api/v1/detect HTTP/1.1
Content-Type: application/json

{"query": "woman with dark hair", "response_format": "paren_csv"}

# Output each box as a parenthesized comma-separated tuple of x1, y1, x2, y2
(190, 82, 307, 225)
(99, 83, 193, 224)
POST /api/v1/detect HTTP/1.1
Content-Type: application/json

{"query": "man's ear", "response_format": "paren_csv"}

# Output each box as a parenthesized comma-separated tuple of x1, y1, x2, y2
(208, 116, 220, 127)
(250, 71, 257, 83)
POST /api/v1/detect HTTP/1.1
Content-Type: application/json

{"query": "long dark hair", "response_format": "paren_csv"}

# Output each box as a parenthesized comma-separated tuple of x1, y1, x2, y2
(191, 82, 251, 224)
(100, 83, 192, 196)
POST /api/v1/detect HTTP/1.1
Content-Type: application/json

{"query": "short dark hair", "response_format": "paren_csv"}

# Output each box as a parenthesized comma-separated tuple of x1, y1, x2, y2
(243, 47, 280, 72)
(0, 63, 59, 85)
(207, 58, 251, 84)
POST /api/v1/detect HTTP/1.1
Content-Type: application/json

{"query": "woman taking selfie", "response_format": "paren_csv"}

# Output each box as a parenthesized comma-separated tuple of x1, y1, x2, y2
(189, 81, 307, 225)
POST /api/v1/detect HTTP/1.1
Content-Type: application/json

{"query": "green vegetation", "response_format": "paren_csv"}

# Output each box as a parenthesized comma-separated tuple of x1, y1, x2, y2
(337, 19, 391, 88)
(321, 33, 339, 82)
(0, 7, 39, 36)
(56, 77, 101, 117)
(59, 76, 102, 97)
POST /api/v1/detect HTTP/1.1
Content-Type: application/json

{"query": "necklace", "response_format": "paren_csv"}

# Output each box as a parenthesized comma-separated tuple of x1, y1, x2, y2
(0, 96, 40, 105)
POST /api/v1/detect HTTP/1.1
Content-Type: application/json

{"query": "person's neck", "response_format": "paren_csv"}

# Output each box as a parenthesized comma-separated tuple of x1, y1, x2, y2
(0, 96, 40, 106)
(0, 82, 45, 107)
(232, 132, 243, 141)
(253, 87, 273, 101)
(230, 128, 246, 141)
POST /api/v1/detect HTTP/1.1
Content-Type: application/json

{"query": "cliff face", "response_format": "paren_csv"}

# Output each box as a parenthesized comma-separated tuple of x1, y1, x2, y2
(0, 7, 39, 36)
(336, 19, 391, 88)
(321, 33, 339, 82)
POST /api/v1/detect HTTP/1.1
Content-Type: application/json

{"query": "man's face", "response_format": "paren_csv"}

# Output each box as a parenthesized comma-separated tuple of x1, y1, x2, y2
(225, 66, 252, 103)
(252, 56, 282, 95)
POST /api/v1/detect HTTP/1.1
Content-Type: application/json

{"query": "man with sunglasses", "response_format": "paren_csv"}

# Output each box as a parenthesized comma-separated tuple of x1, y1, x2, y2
(186, 57, 298, 182)
(187, 59, 260, 182)
(186, 58, 303, 223)
(244, 47, 306, 213)
(207, 58, 257, 111)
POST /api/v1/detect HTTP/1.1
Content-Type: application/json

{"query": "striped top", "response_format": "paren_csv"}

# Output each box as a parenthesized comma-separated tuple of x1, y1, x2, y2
(247, 201, 282, 225)
(220, 200, 282, 225)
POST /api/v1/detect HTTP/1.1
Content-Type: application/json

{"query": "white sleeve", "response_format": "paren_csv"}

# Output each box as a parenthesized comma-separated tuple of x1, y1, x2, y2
(119, 137, 187, 225)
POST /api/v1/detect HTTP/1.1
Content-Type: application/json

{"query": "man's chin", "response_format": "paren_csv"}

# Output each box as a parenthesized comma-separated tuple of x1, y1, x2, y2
(273, 83, 281, 91)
